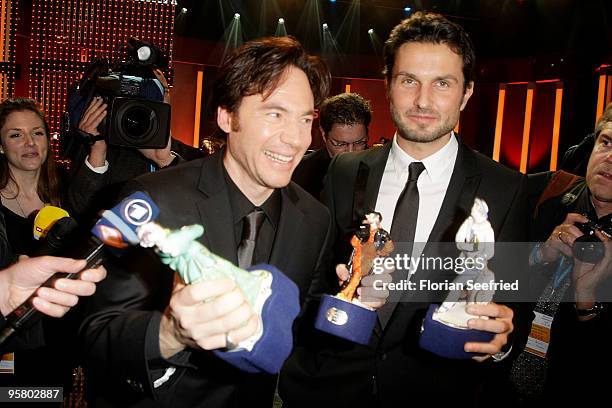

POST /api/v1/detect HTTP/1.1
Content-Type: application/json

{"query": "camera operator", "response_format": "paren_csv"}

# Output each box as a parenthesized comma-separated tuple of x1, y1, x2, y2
(65, 53, 204, 221)
(513, 103, 612, 406)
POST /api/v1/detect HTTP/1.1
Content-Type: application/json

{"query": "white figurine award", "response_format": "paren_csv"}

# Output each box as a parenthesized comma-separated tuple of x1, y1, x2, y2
(419, 198, 496, 359)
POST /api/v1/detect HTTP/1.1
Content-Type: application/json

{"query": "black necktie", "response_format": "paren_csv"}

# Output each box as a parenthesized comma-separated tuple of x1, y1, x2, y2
(390, 161, 426, 243)
(378, 161, 426, 328)
(237, 208, 265, 269)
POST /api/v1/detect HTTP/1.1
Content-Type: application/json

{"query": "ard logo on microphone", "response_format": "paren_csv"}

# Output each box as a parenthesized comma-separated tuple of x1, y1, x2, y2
(123, 199, 153, 226)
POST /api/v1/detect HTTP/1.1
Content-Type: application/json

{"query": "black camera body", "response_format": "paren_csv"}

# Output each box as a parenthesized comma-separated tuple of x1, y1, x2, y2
(95, 74, 170, 149)
(572, 214, 612, 263)
(65, 38, 171, 150)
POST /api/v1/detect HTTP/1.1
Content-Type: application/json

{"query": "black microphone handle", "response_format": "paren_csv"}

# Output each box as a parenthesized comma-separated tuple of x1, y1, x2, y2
(0, 235, 105, 346)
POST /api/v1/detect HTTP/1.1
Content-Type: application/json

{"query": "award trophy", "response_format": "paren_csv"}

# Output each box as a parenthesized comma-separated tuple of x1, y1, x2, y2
(419, 198, 496, 359)
(137, 222, 300, 374)
(315, 212, 394, 345)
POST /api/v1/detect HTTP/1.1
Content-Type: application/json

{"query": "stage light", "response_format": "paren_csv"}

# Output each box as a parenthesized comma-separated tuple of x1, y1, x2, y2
(181, 8, 187, 14)
(234, 13, 240, 20)
(404, 6, 412, 12)
(279, 18, 284, 24)
(368, 28, 374, 35)
(329, 0, 336, 3)
(322, 23, 328, 30)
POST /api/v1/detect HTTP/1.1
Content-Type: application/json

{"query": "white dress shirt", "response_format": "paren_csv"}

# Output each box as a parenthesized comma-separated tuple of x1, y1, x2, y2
(375, 132, 458, 249)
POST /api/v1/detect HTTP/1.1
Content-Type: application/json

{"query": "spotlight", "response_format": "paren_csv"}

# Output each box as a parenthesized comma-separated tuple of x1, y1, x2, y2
(330, 0, 337, 3)
(180, 7, 187, 14)
(322, 23, 328, 30)
(404, 6, 412, 12)
(368, 28, 374, 35)
(279, 18, 284, 24)
(234, 13, 240, 20)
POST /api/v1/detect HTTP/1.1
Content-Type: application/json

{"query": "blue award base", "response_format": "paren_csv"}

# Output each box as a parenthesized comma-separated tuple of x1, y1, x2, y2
(213, 264, 300, 374)
(419, 304, 495, 359)
(314, 294, 377, 345)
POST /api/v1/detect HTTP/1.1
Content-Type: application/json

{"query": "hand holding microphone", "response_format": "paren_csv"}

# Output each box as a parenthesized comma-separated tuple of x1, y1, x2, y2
(0, 192, 159, 346)
(0, 256, 106, 318)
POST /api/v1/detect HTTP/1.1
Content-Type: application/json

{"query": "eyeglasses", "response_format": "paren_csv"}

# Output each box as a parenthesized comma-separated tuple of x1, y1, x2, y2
(327, 136, 368, 148)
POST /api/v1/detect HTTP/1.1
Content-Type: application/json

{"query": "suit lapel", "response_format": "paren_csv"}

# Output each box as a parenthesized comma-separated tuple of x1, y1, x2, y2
(426, 141, 481, 244)
(357, 143, 392, 217)
(195, 150, 239, 265)
(269, 185, 305, 276)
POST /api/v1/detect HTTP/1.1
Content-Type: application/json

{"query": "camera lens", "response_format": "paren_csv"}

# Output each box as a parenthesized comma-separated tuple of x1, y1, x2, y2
(107, 97, 170, 149)
(122, 106, 154, 138)
(572, 235, 605, 264)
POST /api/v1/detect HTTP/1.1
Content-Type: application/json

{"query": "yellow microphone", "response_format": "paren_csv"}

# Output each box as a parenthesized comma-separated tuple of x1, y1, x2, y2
(33, 206, 70, 240)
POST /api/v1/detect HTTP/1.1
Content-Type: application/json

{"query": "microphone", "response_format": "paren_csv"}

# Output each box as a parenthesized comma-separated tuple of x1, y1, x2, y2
(33, 206, 70, 240)
(0, 191, 159, 346)
(33, 217, 79, 257)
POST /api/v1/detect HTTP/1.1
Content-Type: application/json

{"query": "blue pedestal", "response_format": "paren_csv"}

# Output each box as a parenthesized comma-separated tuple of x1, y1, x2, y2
(419, 304, 495, 359)
(315, 294, 377, 345)
(213, 264, 300, 373)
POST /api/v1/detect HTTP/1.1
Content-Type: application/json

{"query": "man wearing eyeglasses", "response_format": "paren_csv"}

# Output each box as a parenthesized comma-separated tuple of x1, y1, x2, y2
(292, 92, 372, 199)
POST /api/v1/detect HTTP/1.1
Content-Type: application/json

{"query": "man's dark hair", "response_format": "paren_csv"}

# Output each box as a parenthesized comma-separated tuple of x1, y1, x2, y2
(383, 12, 475, 91)
(212, 36, 330, 118)
(319, 93, 372, 134)
(595, 102, 612, 138)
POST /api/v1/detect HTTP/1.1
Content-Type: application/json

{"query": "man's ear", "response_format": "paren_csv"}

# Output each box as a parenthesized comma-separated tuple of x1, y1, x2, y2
(460, 81, 474, 111)
(217, 106, 233, 133)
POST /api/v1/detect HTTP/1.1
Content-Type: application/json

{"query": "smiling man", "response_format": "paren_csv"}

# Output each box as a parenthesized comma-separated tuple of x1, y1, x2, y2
(280, 12, 530, 407)
(80, 37, 333, 408)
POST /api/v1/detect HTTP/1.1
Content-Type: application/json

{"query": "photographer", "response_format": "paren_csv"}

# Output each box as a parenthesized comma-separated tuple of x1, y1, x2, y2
(514, 104, 612, 405)
(65, 47, 204, 220)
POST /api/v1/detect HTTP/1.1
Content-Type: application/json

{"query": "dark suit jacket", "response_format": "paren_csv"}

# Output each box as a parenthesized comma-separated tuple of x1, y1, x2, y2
(291, 148, 332, 200)
(525, 172, 612, 406)
(66, 139, 205, 222)
(280, 140, 531, 407)
(80, 150, 333, 407)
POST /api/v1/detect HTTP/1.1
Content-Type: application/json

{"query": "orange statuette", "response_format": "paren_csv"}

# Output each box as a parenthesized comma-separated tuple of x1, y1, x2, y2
(338, 233, 372, 301)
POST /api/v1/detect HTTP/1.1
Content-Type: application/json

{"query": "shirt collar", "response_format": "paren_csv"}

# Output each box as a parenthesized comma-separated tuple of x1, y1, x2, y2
(223, 167, 281, 228)
(389, 132, 459, 182)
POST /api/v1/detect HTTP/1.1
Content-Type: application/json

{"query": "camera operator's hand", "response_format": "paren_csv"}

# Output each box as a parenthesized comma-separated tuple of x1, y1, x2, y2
(538, 213, 588, 263)
(138, 135, 175, 169)
(573, 230, 611, 309)
(79, 96, 108, 167)
(138, 68, 176, 168)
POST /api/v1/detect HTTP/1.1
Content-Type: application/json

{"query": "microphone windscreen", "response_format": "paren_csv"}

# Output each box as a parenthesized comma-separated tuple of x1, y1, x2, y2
(33, 206, 70, 240)
(33, 217, 79, 257)
(92, 191, 159, 248)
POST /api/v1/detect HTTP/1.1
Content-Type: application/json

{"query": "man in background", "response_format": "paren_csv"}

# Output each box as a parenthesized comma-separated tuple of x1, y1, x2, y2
(292, 92, 371, 199)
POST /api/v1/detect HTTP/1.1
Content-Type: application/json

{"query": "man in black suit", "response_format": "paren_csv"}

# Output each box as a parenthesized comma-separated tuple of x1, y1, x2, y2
(292, 92, 372, 199)
(280, 12, 530, 407)
(79, 37, 334, 407)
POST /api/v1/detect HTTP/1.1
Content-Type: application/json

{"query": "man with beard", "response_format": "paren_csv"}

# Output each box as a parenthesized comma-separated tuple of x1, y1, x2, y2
(280, 12, 530, 407)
